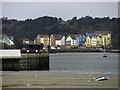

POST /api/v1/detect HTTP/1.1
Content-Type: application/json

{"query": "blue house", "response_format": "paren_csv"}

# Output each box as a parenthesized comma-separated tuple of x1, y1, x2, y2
(76, 35, 86, 47)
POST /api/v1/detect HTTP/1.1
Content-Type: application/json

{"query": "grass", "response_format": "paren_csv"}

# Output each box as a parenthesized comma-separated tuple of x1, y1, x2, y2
(2, 83, 95, 88)
(2, 84, 25, 88)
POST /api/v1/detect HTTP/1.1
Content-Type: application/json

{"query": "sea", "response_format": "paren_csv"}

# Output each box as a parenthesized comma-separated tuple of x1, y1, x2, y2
(49, 52, 118, 74)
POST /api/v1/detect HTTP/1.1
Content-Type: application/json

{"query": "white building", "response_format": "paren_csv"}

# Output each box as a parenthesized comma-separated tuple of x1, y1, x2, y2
(91, 36, 97, 47)
(66, 35, 77, 46)
(55, 35, 65, 46)
(0, 34, 14, 46)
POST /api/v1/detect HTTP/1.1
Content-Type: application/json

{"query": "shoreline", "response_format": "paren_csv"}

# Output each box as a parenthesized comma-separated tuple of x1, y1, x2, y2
(2, 71, 118, 88)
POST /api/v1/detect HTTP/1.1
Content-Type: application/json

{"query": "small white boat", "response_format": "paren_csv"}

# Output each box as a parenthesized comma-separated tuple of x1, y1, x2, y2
(92, 76, 109, 81)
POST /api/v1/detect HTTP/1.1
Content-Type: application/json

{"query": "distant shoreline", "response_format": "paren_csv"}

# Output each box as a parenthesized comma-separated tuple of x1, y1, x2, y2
(49, 49, 120, 53)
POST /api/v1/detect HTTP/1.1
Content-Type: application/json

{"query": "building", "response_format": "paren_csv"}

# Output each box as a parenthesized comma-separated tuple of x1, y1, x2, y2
(43, 35, 49, 46)
(0, 34, 14, 46)
(55, 35, 65, 46)
(76, 35, 86, 47)
(91, 36, 97, 47)
(34, 35, 49, 46)
(50, 35, 56, 46)
(23, 39, 30, 44)
(94, 31, 112, 48)
(85, 36, 91, 47)
(66, 35, 77, 46)
(35, 35, 41, 45)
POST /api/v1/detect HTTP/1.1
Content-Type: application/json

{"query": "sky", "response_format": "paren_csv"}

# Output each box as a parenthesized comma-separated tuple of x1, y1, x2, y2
(1, 1, 119, 21)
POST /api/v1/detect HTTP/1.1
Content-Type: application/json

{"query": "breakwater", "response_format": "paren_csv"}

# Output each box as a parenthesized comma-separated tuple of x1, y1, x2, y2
(2, 54, 49, 71)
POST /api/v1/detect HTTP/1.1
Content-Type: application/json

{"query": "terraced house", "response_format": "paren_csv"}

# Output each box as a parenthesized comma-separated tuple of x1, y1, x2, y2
(34, 31, 112, 48)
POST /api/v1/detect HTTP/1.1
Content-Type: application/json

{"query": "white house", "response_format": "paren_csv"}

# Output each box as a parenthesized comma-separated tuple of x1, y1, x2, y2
(55, 35, 65, 46)
(66, 35, 77, 46)
(91, 36, 97, 47)
(0, 34, 14, 46)
(60, 36, 66, 46)
(23, 39, 29, 44)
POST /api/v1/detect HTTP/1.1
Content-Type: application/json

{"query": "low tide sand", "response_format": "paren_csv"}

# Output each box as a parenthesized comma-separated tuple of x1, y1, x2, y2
(2, 71, 118, 88)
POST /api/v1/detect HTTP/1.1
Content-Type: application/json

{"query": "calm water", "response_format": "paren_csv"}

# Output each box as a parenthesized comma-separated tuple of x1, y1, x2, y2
(50, 53, 118, 74)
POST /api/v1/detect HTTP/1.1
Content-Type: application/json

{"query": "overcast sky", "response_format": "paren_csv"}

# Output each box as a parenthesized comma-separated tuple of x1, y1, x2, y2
(1, 2, 118, 21)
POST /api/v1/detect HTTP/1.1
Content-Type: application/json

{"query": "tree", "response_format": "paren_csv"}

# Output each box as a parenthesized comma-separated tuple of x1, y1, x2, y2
(14, 38, 23, 49)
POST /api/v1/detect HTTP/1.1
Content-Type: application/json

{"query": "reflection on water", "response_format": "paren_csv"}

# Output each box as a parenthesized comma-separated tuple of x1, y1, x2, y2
(50, 53, 118, 74)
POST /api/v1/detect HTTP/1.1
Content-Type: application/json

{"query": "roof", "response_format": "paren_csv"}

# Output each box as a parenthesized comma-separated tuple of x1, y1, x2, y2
(51, 34, 64, 40)
(67, 34, 80, 39)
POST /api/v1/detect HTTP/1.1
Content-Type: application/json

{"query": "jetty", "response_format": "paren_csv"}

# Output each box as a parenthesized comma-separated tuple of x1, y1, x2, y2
(1, 50, 49, 71)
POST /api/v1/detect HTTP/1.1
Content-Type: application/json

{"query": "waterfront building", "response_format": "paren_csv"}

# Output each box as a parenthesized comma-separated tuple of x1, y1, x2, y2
(96, 35, 102, 47)
(55, 35, 65, 46)
(94, 31, 112, 48)
(23, 39, 30, 44)
(35, 35, 41, 45)
(66, 35, 77, 46)
(43, 35, 49, 46)
(76, 35, 86, 47)
(91, 36, 97, 48)
(0, 34, 14, 46)
(85, 36, 91, 47)
(34, 35, 49, 46)
(50, 35, 56, 46)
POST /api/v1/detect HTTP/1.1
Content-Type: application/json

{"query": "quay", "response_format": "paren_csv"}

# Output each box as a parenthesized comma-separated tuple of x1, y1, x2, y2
(1, 50, 49, 71)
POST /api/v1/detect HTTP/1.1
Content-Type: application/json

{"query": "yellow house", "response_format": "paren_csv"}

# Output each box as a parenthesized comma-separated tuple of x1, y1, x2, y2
(44, 35, 49, 46)
(85, 36, 91, 47)
(102, 34, 111, 48)
(96, 35, 103, 47)
(106, 34, 111, 45)
(94, 31, 112, 48)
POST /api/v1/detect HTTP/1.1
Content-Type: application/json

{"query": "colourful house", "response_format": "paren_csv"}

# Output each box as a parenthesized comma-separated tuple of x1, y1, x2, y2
(35, 35, 41, 45)
(35, 35, 49, 46)
(76, 35, 86, 47)
(50, 35, 56, 46)
(94, 31, 111, 48)
(43, 35, 49, 46)
(91, 36, 97, 47)
(85, 36, 91, 47)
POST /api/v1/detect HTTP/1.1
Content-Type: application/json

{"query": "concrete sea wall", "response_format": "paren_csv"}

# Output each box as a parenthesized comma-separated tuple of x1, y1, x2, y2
(2, 54, 49, 71)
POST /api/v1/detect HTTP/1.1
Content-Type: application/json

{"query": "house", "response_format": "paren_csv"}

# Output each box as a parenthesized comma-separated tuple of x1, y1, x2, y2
(94, 31, 112, 48)
(55, 35, 65, 46)
(91, 36, 97, 47)
(43, 35, 49, 46)
(23, 39, 30, 44)
(50, 35, 56, 46)
(85, 35, 91, 47)
(34, 35, 49, 46)
(66, 35, 77, 46)
(76, 35, 86, 47)
(35, 35, 41, 45)
(0, 34, 14, 46)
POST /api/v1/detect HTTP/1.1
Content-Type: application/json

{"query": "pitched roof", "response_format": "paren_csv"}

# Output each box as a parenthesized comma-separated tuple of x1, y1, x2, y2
(67, 34, 80, 39)
(53, 35, 64, 40)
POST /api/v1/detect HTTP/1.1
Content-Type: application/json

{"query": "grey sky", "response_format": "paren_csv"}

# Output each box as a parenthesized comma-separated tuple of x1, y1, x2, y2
(2, 2, 118, 21)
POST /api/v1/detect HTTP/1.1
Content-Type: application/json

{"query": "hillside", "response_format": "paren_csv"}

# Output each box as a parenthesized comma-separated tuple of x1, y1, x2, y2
(1, 16, 119, 48)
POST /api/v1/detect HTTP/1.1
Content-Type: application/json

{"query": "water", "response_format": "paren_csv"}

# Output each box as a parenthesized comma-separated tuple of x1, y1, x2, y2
(50, 53, 118, 74)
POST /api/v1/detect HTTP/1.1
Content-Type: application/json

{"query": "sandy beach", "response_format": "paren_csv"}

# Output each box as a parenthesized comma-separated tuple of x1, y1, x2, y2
(2, 71, 118, 88)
